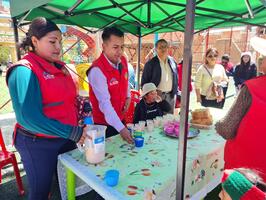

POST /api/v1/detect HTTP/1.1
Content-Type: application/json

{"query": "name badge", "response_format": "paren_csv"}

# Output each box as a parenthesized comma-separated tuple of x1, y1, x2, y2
(110, 78, 119, 86)
(43, 72, 55, 80)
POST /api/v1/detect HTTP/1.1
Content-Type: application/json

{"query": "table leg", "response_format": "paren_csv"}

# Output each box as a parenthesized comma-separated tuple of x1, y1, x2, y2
(66, 167, 76, 200)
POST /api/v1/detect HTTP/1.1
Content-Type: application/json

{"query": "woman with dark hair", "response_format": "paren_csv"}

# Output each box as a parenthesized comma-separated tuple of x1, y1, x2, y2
(233, 52, 257, 94)
(195, 48, 228, 108)
(6, 17, 87, 200)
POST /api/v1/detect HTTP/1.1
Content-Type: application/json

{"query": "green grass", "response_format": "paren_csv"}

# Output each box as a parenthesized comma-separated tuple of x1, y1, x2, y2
(0, 76, 13, 114)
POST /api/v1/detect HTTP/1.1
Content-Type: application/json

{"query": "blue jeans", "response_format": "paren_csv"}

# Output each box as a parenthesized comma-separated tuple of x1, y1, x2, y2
(15, 129, 76, 200)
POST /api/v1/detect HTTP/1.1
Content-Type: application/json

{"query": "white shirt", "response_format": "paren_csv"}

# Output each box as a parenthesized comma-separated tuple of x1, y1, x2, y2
(88, 54, 130, 132)
(157, 57, 173, 92)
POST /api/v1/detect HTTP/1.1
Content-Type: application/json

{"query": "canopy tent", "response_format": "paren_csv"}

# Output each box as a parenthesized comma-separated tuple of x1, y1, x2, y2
(9, 0, 266, 199)
(10, 0, 266, 36)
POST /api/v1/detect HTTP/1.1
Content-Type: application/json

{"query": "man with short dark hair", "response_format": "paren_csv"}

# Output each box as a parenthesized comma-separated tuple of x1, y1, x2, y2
(220, 54, 234, 77)
(87, 27, 133, 144)
(141, 39, 178, 113)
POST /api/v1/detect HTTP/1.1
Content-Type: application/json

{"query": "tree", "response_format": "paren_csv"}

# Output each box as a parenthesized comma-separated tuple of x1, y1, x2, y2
(0, 46, 10, 64)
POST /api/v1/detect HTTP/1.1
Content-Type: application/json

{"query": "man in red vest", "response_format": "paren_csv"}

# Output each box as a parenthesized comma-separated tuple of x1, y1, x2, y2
(88, 27, 133, 144)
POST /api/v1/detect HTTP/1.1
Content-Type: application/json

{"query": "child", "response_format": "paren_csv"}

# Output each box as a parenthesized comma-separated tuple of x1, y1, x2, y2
(133, 83, 170, 124)
(220, 168, 266, 200)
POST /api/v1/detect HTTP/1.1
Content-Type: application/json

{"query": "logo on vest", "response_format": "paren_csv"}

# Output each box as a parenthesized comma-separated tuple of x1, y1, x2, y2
(43, 72, 55, 80)
(125, 72, 128, 80)
(109, 78, 119, 86)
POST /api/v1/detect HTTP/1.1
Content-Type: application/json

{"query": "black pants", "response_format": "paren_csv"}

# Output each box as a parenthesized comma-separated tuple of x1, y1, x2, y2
(220, 86, 228, 108)
(95, 124, 120, 138)
(201, 95, 223, 109)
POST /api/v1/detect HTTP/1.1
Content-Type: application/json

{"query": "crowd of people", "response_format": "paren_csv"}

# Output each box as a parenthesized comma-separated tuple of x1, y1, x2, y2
(6, 16, 266, 199)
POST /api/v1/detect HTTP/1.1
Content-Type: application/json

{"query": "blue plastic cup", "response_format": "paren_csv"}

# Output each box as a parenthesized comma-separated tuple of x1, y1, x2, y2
(134, 136, 144, 148)
(104, 170, 119, 187)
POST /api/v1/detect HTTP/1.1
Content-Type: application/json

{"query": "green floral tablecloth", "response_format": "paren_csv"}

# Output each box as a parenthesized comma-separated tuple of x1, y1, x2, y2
(66, 129, 224, 199)
(58, 108, 226, 199)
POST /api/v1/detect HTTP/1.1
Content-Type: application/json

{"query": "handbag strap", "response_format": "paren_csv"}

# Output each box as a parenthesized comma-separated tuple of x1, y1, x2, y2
(203, 65, 213, 80)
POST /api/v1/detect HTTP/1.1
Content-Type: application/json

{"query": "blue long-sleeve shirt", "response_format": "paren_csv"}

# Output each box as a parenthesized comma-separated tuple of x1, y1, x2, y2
(7, 66, 82, 142)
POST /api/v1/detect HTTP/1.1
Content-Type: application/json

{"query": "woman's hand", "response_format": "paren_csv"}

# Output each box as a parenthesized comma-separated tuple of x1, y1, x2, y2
(78, 126, 89, 145)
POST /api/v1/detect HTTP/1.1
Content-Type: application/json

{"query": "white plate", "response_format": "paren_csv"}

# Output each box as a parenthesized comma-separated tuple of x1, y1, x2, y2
(164, 128, 200, 139)
(190, 123, 212, 129)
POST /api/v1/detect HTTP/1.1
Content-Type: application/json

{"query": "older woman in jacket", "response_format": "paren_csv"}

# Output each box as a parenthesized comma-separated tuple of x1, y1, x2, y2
(216, 37, 266, 181)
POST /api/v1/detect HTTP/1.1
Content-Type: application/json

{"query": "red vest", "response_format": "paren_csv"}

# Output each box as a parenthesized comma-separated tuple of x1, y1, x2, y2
(6, 52, 78, 138)
(89, 53, 128, 125)
(224, 75, 266, 181)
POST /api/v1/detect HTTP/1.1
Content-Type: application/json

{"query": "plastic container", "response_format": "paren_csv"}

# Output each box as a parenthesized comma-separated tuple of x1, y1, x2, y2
(146, 120, 154, 132)
(104, 170, 119, 187)
(134, 136, 144, 148)
(79, 125, 107, 164)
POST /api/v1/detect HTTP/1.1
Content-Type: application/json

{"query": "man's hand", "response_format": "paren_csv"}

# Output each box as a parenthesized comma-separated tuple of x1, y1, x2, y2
(120, 127, 134, 144)
(122, 97, 131, 115)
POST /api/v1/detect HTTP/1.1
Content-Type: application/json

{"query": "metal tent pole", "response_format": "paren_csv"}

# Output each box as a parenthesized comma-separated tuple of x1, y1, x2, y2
(12, 17, 21, 60)
(176, 0, 196, 199)
(205, 28, 210, 51)
(229, 27, 233, 55)
(136, 27, 141, 90)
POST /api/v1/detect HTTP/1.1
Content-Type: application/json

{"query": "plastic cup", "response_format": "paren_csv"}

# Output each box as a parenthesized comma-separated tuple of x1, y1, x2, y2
(104, 170, 119, 187)
(146, 120, 154, 132)
(139, 121, 146, 131)
(134, 136, 144, 148)
(127, 123, 134, 134)
(133, 130, 143, 138)
(153, 118, 159, 127)
(156, 116, 163, 127)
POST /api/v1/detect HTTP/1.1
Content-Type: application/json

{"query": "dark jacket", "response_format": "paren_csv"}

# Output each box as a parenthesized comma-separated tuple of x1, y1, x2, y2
(133, 99, 171, 124)
(233, 62, 257, 86)
(141, 56, 178, 98)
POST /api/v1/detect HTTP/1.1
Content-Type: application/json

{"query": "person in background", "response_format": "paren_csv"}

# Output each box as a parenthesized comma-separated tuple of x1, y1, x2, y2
(233, 51, 257, 95)
(128, 62, 136, 89)
(219, 54, 234, 108)
(195, 48, 228, 108)
(141, 39, 178, 114)
(220, 54, 234, 77)
(175, 59, 192, 108)
(215, 36, 266, 182)
(133, 83, 170, 124)
(0, 63, 2, 76)
(257, 55, 265, 76)
(87, 27, 133, 144)
(6, 17, 87, 200)
(219, 168, 266, 200)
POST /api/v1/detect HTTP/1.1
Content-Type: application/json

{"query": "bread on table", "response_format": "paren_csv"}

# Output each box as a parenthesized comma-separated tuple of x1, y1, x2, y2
(190, 108, 213, 125)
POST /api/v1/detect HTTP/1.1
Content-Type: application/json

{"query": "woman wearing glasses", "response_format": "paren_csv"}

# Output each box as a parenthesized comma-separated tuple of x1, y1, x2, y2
(195, 48, 228, 108)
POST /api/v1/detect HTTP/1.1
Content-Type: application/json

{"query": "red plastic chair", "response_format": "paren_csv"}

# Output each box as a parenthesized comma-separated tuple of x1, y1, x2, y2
(0, 128, 25, 195)
(124, 90, 141, 124)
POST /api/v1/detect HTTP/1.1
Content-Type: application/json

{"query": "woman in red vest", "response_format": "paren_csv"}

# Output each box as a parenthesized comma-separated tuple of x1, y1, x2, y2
(215, 36, 266, 181)
(6, 17, 87, 199)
